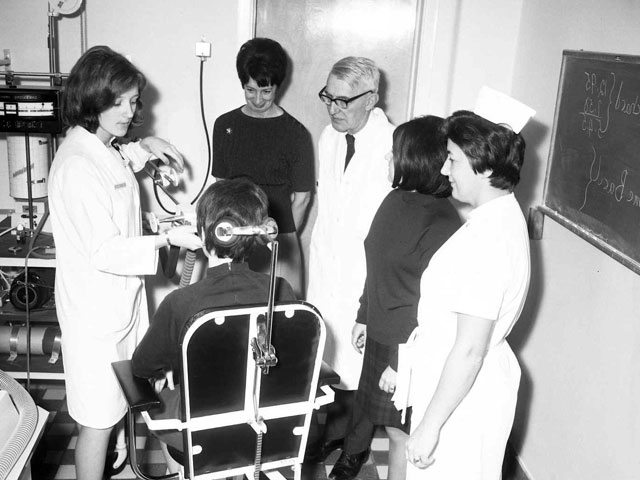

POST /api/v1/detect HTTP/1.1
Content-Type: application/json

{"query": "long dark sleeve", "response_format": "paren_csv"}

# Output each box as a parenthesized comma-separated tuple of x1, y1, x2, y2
(132, 295, 179, 380)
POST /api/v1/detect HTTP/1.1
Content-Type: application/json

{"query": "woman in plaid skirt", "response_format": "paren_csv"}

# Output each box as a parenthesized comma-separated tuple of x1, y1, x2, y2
(349, 116, 460, 480)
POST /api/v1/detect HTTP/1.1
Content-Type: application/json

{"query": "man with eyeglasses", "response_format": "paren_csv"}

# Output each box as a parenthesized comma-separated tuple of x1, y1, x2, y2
(306, 56, 394, 480)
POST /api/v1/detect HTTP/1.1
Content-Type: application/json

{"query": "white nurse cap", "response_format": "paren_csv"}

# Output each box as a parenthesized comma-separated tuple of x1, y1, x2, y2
(474, 86, 536, 134)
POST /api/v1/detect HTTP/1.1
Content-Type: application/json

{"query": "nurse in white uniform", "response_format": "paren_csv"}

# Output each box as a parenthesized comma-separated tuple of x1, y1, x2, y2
(49, 45, 201, 480)
(403, 90, 535, 480)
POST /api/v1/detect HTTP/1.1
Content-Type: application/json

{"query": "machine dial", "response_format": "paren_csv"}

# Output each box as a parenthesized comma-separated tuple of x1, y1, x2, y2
(48, 0, 83, 16)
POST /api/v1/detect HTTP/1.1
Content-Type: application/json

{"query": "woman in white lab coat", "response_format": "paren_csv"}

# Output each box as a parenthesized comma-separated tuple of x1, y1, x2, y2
(48, 45, 200, 480)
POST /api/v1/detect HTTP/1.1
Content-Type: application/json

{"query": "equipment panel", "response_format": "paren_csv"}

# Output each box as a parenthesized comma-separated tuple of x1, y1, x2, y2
(0, 86, 63, 134)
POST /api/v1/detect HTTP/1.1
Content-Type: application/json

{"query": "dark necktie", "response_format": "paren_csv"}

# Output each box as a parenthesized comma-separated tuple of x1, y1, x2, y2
(344, 134, 355, 171)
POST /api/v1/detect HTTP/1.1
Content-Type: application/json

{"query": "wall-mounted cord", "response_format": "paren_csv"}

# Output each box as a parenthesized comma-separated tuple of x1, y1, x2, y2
(190, 58, 212, 205)
(149, 58, 211, 213)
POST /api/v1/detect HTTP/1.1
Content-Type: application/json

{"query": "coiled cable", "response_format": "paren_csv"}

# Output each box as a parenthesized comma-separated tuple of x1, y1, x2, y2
(0, 370, 39, 479)
(178, 250, 197, 288)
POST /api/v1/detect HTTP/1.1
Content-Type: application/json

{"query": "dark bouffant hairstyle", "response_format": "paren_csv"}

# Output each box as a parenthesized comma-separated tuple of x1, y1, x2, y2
(442, 110, 526, 191)
(196, 178, 269, 261)
(236, 37, 287, 87)
(62, 45, 146, 133)
(391, 115, 451, 197)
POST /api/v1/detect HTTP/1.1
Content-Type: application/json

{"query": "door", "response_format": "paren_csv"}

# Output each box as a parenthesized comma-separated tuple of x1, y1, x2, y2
(255, 0, 422, 292)
(256, 0, 421, 145)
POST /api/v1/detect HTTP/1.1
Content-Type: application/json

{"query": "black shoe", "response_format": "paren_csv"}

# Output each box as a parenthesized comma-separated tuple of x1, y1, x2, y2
(304, 437, 344, 463)
(103, 449, 127, 479)
(328, 448, 370, 480)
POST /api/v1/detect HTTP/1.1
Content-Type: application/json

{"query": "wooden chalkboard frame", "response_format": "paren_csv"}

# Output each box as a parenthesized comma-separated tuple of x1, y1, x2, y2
(542, 50, 640, 275)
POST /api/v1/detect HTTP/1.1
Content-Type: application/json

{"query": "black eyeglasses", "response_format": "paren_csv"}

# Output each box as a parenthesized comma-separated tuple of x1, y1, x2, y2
(318, 86, 374, 109)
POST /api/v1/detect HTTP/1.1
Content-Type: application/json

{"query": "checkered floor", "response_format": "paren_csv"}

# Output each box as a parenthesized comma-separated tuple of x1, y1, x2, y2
(27, 382, 523, 480)
(28, 382, 391, 480)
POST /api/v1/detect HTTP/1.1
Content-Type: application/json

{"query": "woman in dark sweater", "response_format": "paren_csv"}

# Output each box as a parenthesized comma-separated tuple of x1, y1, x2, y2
(348, 116, 461, 480)
(211, 38, 314, 298)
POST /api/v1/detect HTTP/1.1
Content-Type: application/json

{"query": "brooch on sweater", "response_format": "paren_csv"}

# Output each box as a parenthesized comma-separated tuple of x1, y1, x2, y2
(226, 128, 232, 135)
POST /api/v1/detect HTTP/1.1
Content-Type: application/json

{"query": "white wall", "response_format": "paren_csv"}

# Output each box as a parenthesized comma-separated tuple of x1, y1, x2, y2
(413, 0, 524, 117)
(416, 0, 640, 480)
(416, 1, 640, 479)
(509, 1, 640, 478)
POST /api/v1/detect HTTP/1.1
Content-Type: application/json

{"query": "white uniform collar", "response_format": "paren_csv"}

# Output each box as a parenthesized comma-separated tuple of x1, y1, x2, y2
(331, 107, 390, 139)
(467, 192, 516, 221)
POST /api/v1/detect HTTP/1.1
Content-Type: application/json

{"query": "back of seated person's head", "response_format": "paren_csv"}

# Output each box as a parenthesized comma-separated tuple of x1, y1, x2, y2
(196, 178, 269, 262)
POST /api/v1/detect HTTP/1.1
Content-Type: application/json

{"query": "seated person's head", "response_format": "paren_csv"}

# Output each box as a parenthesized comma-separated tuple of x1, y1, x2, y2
(391, 115, 451, 197)
(441, 110, 526, 192)
(196, 178, 268, 262)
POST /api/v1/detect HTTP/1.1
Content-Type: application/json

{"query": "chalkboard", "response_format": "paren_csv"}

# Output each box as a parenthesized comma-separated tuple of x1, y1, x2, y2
(542, 50, 640, 274)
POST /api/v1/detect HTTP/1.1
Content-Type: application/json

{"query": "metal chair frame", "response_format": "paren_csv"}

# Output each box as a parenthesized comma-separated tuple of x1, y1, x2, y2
(113, 301, 337, 480)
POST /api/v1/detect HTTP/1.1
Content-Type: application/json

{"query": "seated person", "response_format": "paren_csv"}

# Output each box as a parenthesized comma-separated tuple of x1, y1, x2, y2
(131, 178, 296, 469)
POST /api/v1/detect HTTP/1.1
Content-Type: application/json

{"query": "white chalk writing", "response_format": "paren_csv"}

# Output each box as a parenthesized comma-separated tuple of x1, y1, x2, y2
(579, 71, 640, 140)
(579, 71, 613, 138)
(581, 145, 640, 211)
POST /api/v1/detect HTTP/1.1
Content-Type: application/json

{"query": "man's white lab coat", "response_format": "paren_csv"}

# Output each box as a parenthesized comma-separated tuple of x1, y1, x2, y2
(307, 108, 394, 389)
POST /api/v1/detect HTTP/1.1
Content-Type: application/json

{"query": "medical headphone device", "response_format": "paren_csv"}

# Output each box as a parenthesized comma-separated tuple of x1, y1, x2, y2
(213, 216, 279, 247)
(212, 215, 280, 373)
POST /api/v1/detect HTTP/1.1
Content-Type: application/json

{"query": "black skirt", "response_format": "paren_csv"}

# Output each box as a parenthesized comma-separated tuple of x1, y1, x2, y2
(355, 337, 411, 433)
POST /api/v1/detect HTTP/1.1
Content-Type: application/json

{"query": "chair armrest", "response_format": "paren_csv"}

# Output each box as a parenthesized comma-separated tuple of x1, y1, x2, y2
(314, 385, 335, 409)
(313, 363, 339, 409)
(111, 360, 161, 414)
(319, 361, 340, 386)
